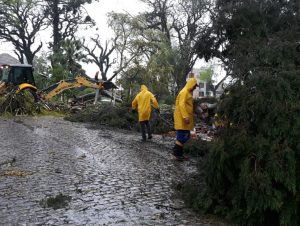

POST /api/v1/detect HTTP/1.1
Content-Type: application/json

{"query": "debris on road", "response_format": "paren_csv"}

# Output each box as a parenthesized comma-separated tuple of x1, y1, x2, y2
(0, 170, 29, 177)
(40, 193, 72, 210)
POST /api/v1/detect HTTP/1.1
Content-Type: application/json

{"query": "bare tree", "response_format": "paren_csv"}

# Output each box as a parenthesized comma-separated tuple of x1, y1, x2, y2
(83, 12, 142, 81)
(82, 35, 117, 81)
(0, 0, 48, 64)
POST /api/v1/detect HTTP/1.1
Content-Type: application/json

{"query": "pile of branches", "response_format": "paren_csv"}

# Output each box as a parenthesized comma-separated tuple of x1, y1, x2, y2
(65, 103, 138, 130)
(65, 103, 174, 133)
(0, 89, 40, 115)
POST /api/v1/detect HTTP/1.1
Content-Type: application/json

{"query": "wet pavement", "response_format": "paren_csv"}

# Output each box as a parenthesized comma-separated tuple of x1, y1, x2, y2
(0, 116, 227, 226)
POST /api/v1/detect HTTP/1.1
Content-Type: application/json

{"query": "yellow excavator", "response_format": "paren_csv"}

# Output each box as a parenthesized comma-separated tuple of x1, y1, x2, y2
(0, 63, 117, 102)
(0, 63, 37, 94)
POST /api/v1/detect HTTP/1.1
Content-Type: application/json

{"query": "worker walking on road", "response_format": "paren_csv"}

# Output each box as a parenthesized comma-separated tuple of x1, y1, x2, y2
(132, 85, 160, 142)
(172, 78, 198, 161)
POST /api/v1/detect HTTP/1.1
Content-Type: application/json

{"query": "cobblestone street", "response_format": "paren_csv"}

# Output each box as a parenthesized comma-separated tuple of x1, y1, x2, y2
(0, 116, 226, 226)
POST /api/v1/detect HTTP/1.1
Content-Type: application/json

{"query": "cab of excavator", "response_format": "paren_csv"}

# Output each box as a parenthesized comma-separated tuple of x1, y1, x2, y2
(0, 64, 35, 86)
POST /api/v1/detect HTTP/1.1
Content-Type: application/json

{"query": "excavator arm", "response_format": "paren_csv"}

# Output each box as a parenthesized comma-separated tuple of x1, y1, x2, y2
(41, 75, 117, 100)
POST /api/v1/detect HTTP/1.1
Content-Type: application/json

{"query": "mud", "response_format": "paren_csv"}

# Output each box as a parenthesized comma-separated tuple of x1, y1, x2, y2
(0, 116, 229, 225)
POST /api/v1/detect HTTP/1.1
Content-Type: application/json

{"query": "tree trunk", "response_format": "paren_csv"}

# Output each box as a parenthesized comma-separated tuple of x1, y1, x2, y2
(24, 48, 34, 65)
(52, 0, 61, 60)
(174, 63, 192, 93)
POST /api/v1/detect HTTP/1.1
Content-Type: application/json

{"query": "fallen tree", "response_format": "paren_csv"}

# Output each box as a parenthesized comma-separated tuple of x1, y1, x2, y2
(0, 89, 40, 115)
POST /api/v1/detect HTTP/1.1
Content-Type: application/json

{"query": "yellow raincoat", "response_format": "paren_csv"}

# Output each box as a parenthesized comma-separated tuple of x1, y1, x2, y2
(132, 85, 159, 122)
(174, 78, 197, 130)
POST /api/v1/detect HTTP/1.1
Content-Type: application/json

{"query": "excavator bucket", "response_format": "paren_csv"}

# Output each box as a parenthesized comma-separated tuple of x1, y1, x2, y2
(102, 81, 118, 90)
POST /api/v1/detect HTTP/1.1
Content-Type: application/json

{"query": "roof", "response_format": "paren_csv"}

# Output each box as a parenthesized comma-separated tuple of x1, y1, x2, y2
(0, 64, 32, 68)
(0, 53, 20, 65)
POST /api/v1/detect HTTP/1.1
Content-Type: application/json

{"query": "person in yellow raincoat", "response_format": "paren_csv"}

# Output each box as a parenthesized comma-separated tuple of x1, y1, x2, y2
(132, 85, 160, 141)
(172, 78, 198, 160)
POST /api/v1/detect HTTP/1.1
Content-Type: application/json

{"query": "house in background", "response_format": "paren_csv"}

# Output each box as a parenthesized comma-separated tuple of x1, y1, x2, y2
(0, 53, 20, 65)
(188, 68, 225, 99)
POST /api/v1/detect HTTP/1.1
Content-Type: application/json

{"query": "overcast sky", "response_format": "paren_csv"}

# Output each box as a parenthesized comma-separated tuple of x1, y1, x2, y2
(86, 0, 146, 31)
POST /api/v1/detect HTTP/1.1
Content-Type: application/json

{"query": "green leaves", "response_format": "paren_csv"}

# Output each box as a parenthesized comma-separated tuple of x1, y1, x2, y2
(196, 0, 300, 225)
(199, 67, 213, 82)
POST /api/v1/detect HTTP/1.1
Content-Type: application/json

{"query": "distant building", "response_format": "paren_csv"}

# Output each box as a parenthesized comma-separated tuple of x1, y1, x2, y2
(188, 68, 225, 98)
(0, 53, 20, 65)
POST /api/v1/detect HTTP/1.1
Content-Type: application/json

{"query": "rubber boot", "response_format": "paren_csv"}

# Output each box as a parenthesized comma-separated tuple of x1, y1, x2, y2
(172, 144, 184, 160)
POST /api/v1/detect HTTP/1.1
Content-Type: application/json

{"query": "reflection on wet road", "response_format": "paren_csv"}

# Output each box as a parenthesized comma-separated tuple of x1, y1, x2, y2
(0, 116, 224, 225)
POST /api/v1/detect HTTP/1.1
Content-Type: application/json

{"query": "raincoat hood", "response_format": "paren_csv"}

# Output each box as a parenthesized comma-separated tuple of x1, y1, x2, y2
(184, 78, 198, 91)
(140, 85, 148, 92)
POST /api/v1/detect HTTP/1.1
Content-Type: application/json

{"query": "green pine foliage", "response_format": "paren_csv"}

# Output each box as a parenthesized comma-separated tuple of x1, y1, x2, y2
(196, 0, 300, 225)
(202, 72, 299, 225)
